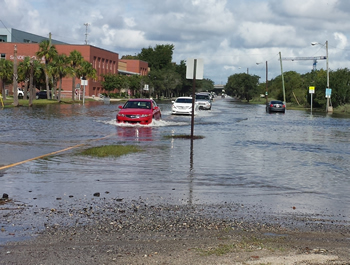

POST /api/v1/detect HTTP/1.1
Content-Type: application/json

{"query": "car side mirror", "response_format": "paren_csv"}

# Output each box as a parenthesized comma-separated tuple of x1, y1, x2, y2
(154, 106, 159, 110)
(118, 105, 123, 109)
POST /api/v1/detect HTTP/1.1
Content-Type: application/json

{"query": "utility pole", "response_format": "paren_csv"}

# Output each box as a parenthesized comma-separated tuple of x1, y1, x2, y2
(265, 61, 268, 104)
(84, 23, 89, 45)
(279, 52, 286, 104)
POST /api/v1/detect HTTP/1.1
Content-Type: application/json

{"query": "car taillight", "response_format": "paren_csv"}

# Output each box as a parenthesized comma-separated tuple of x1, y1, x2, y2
(270, 104, 273, 107)
(283, 104, 285, 108)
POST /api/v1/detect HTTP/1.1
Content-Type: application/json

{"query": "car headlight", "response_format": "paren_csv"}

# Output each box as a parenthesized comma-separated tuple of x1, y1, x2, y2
(140, 114, 151, 117)
(117, 114, 125, 117)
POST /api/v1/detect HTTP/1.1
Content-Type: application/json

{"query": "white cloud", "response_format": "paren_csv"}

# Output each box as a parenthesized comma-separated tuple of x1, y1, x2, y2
(1, 0, 350, 83)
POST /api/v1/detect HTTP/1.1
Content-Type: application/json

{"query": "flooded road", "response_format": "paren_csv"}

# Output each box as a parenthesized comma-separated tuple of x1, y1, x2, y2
(1, 98, 350, 242)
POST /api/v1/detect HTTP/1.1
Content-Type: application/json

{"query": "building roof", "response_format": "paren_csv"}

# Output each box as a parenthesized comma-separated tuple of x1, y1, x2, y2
(0, 28, 66, 44)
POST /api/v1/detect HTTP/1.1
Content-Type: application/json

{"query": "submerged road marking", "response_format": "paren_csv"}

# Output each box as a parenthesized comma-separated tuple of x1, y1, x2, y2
(0, 133, 116, 171)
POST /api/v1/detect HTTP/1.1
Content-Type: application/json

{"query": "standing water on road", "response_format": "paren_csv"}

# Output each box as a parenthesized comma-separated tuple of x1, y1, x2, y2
(1, 98, 350, 243)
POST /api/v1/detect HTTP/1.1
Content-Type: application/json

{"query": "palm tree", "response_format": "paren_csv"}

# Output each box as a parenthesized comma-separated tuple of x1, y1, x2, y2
(36, 40, 58, 99)
(0, 59, 13, 100)
(78, 60, 97, 102)
(51, 54, 69, 102)
(67, 50, 84, 100)
(18, 56, 32, 99)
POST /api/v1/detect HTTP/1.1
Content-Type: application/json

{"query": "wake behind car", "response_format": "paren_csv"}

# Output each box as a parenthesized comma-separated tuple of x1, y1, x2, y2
(266, 100, 286, 113)
(195, 93, 212, 110)
(171, 97, 199, 115)
(116, 98, 161, 125)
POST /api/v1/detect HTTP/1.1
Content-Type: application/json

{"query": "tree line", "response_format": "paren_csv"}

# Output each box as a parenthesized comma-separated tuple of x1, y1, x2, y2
(102, 44, 214, 99)
(0, 40, 97, 106)
(225, 68, 350, 109)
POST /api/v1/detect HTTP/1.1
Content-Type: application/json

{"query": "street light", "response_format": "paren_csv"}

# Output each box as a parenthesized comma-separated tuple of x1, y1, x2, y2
(311, 40, 330, 112)
(256, 61, 268, 104)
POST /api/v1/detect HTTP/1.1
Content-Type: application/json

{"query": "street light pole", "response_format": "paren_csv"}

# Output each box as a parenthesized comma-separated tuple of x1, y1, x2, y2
(265, 61, 268, 104)
(326, 40, 330, 112)
(312, 40, 331, 113)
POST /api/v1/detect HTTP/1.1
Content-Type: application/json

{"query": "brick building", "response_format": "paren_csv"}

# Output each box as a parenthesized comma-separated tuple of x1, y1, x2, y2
(0, 28, 149, 98)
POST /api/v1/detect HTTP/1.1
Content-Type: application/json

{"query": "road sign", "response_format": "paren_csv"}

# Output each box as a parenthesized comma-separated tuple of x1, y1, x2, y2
(325, 88, 332, 98)
(186, 58, 204, 80)
(309, 86, 315, 94)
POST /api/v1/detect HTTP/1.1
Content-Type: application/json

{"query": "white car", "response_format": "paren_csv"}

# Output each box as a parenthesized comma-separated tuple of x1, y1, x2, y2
(171, 97, 199, 115)
(17, 88, 24, 98)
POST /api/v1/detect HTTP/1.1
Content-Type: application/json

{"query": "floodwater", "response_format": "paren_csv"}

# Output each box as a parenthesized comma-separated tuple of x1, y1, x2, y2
(1, 98, 350, 241)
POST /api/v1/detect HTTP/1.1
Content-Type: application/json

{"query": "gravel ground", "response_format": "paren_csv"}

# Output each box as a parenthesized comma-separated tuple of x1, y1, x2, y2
(1, 196, 350, 264)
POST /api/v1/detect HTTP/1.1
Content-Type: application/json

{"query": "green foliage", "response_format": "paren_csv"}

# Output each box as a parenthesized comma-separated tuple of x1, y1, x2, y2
(101, 74, 126, 94)
(0, 58, 13, 100)
(262, 68, 350, 109)
(138, 44, 174, 70)
(225, 73, 260, 102)
(197, 78, 215, 92)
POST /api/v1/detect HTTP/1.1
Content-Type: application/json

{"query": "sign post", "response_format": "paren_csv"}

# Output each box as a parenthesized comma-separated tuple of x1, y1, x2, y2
(309, 86, 315, 113)
(186, 58, 204, 139)
(81, 79, 88, 105)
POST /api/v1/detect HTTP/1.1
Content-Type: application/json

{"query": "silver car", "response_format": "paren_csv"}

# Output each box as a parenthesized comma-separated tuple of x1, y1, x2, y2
(195, 93, 212, 110)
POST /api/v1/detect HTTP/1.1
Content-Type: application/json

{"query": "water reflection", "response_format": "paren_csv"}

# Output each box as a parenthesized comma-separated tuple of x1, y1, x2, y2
(117, 126, 154, 142)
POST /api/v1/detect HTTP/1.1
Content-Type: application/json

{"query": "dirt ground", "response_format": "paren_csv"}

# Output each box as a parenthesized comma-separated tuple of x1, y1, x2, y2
(1, 197, 350, 264)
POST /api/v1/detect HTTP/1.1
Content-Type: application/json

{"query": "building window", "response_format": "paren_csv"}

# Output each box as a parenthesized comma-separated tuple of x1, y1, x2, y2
(23, 39, 30, 43)
(0, 35, 7, 42)
(0, 53, 5, 60)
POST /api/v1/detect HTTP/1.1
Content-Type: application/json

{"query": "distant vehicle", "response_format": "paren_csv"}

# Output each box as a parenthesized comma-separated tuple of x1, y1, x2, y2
(36, 90, 51, 99)
(195, 93, 212, 110)
(171, 97, 199, 115)
(266, 100, 286, 113)
(116, 98, 161, 125)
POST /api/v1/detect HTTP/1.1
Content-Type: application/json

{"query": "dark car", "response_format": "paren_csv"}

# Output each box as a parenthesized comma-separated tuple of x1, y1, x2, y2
(266, 100, 285, 113)
(36, 91, 51, 99)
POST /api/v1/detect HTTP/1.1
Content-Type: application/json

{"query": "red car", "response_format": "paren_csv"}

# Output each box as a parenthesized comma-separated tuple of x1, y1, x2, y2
(116, 98, 161, 125)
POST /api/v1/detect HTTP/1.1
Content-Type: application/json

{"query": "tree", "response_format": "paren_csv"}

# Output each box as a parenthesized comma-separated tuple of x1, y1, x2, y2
(18, 56, 32, 99)
(101, 73, 125, 96)
(138, 44, 174, 70)
(78, 60, 97, 98)
(49, 54, 69, 102)
(36, 40, 58, 99)
(0, 59, 13, 100)
(67, 50, 84, 101)
(225, 73, 260, 102)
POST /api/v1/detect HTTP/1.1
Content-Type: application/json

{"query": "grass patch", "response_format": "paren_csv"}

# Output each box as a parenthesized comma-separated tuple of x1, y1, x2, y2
(197, 244, 236, 256)
(79, 145, 142, 158)
(163, 134, 205, 140)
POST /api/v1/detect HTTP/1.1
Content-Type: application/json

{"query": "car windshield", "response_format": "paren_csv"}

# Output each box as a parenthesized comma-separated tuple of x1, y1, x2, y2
(271, 101, 283, 104)
(196, 95, 210, 100)
(124, 101, 151, 109)
(175, 98, 192, 103)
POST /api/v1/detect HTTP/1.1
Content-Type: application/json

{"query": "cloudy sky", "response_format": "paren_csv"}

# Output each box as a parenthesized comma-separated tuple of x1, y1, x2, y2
(1, 0, 350, 84)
